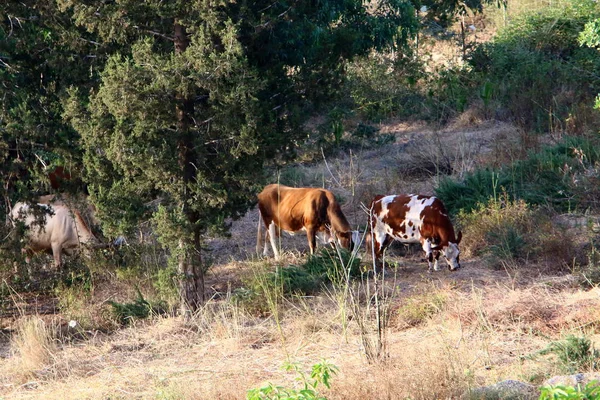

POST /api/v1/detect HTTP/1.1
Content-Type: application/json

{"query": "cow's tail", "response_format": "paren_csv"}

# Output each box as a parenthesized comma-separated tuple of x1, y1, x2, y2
(256, 209, 263, 256)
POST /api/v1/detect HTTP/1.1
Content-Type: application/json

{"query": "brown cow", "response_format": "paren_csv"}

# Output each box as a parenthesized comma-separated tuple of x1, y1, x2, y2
(367, 194, 462, 271)
(256, 184, 359, 259)
(10, 201, 100, 268)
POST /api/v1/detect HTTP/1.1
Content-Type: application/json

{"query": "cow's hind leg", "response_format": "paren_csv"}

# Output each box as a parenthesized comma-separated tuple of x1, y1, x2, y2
(433, 250, 441, 271)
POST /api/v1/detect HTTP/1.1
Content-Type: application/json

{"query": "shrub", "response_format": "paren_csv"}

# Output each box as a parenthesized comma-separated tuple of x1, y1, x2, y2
(457, 195, 575, 269)
(302, 248, 362, 285)
(108, 288, 168, 325)
(467, 5, 600, 132)
(437, 136, 600, 216)
(537, 335, 600, 374)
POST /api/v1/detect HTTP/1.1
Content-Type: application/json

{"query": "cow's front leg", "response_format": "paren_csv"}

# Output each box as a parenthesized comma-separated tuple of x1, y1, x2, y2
(306, 227, 317, 255)
(51, 242, 63, 269)
(422, 239, 435, 272)
(433, 250, 442, 271)
(263, 226, 270, 257)
(268, 222, 281, 260)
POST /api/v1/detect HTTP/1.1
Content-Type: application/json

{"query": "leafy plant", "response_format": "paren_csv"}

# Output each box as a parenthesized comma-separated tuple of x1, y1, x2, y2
(437, 136, 600, 216)
(467, 5, 600, 132)
(302, 248, 362, 285)
(108, 288, 168, 325)
(247, 361, 338, 400)
(539, 380, 600, 400)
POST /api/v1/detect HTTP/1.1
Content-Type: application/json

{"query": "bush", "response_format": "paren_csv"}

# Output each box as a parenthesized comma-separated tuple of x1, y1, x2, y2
(437, 136, 600, 216)
(537, 335, 600, 374)
(540, 380, 600, 399)
(457, 195, 575, 269)
(233, 265, 318, 316)
(302, 248, 362, 285)
(467, 5, 600, 132)
(108, 288, 168, 325)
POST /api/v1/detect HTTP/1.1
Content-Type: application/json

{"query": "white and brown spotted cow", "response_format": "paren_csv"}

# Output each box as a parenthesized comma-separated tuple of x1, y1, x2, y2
(257, 184, 359, 260)
(367, 194, 462, 271)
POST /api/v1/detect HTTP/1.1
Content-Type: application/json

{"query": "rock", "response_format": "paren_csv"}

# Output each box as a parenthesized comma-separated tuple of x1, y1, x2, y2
(543, 373, 600, 388)
(462, 379, 539, 400)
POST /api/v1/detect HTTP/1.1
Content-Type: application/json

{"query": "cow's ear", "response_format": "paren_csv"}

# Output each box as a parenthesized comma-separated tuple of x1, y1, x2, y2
(457, 231, 462, 244)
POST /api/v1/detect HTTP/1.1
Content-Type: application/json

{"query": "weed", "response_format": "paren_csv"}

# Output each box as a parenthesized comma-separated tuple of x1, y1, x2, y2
(108, 288, 168, 325)
(302, 248, 362, 285)
(539, 380, 600, 399)
(457, 194, 574, 269)
(537, 335, 600, 374)
(246, 361, 338, 400)
(395, 291, 448, 328)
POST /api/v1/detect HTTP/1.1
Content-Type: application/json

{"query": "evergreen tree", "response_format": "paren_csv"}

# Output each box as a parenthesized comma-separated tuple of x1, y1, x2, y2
(61, 0, 419, 312)
(0, 2, 103, 208)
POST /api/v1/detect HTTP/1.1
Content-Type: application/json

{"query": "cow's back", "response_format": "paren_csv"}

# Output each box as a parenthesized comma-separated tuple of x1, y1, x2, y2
(371, 194, 453, 243)
(258, 184, 330, 232)
(11, 203, 96, 252)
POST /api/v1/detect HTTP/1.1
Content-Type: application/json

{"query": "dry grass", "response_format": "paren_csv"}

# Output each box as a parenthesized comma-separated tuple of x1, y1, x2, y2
(2, 269, 600, 399)
(7, 316, 58, 383)
(1, 121, 600, 399)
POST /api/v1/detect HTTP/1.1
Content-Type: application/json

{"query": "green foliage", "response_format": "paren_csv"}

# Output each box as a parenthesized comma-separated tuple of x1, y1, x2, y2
(235, 249, 362, 315)
(246, 361, 338, 400)
(467, 4, 600, 132)
(270, 266, 319, 296)
(437, 136, 600, 216)
(345, 55, 426, 122)
(108, 288, 168, 325)
(539, 381, 600, 400)
(302, 248, 362, 285)
(457, 194, 575, 268)
(538, 335, 600, 374)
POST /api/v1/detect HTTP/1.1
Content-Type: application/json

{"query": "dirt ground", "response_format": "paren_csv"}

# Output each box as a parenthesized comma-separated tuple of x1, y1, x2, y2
(2, 120, 600, 399)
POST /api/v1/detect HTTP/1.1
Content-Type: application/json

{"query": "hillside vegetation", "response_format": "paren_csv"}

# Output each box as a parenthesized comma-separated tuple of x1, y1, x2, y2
(2, 0, 600, 399)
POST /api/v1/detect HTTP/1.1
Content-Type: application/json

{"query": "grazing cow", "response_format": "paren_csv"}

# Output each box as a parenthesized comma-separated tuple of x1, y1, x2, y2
(367, 194, 462, 271)
(10, 201, 100, 268)
(256, 184, 359, 259)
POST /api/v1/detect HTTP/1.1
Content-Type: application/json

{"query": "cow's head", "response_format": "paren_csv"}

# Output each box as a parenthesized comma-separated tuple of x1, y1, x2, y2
(442, 231, 462, 271)
(332, 230, 360, 252)
(436, 231, 462, 271)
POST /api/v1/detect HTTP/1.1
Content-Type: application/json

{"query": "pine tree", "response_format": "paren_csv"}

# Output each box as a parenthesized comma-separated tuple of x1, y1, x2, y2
(62, 0, 419, 312)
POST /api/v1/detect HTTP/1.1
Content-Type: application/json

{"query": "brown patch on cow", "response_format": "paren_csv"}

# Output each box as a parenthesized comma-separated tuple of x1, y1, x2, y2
(408, 221, 413, 227)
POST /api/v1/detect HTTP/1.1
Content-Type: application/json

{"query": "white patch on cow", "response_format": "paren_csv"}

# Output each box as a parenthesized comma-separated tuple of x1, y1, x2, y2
(378, 195, 397, 219)
(383, 195, 437, 245)
(443, 242, 460, 270)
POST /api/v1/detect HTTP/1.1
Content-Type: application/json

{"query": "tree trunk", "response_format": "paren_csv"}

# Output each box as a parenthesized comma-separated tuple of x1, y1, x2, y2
(174, 19, 204, 316)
